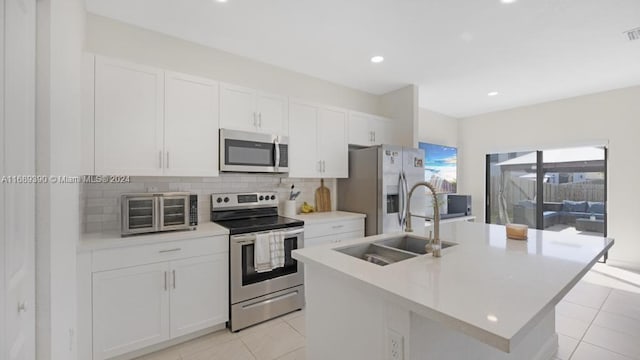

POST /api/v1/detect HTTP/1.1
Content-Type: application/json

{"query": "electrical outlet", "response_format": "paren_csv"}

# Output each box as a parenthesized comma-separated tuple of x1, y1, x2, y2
(388, 329, 404, 360)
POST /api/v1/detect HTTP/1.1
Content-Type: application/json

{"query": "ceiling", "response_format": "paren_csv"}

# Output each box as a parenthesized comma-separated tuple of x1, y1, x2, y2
(85, 0, 640, 118)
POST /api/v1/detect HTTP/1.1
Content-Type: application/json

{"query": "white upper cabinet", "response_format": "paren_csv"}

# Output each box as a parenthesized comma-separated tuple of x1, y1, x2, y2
(94, 56, 165, 175)
(317, 107, 348, 178)
(256, 92, 288, 134)
(219, 83, 255, 131)
(348, 111, 395, 146)
(289, 100, 348, 178)
(220, 83, 288, 135)
(289, 102, 319, 178)
(164, 72, 219, 176)
(92, 56, 220, 176)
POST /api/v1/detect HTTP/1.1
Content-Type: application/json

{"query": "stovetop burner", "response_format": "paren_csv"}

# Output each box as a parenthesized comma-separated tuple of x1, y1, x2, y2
(210, 191, 304, 235)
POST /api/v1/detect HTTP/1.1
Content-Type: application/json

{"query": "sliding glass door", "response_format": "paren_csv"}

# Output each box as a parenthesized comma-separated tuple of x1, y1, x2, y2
(486, 151, 539, 226)
(486, 146, 607, 238)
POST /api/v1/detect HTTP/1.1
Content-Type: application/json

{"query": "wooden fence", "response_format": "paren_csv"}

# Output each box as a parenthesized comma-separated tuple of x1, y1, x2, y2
(488, 176, 605, 209)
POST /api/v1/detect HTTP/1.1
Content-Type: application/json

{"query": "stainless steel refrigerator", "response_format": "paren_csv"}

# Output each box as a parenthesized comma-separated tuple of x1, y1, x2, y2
(338, 145, 427, 236)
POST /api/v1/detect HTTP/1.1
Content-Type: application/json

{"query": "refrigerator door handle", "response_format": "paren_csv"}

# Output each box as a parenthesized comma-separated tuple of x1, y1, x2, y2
(401, 171, 409, 227)
(397, 173, 404, 226)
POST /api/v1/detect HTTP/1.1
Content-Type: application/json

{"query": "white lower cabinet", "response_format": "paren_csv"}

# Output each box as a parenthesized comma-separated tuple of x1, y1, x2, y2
(90, 236, 229, 360)
(169, 253, 228, 338)
(93, 263, 171, 360)
(304, 218, 365, 248)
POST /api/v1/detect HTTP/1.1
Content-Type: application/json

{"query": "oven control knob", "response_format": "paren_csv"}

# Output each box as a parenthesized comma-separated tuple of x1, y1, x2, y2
(270, 195, 276, 200)
(224, 197, 230, 203)
(216, 197, 222, 203)
(259, 195, 264, 201)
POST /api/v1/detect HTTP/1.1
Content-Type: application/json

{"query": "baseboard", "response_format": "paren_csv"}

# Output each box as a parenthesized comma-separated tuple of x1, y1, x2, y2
(109, 323, 227, 360)
(606, 259, 640, 273)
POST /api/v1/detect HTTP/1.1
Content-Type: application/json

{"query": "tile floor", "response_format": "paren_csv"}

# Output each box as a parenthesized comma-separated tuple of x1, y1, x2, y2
(138, 263, 640, 360)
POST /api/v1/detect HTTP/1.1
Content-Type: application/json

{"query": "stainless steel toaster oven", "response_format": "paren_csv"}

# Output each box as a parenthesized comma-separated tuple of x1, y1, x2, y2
(121, 192, 197, 236)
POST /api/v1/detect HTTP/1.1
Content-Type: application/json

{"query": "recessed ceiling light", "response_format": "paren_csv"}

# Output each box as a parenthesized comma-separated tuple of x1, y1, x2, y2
(216, 0, 228, 3)
(500, 0, 517, 3)
(370, 56, 384, 64)
(488, 91, 499, 97)
(487, 314, 499, 322)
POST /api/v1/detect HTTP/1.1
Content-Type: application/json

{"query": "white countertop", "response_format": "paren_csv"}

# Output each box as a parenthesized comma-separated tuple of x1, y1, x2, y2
(78, 222, 229, 252)
(292, 221, 613, 352)
(285, 211, 366, 224)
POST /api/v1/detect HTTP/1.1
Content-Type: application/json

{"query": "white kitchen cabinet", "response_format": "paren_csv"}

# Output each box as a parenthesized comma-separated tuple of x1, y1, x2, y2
(303, 217, 365, 248)
(169, 253, 228, 338)
(289, 100, 348, 178)
(220, 83, 288, 135)
(89, 235, 229, 360)
(92, 262, 170, 360)
(92, 56, 220, 176)
(164, 71, 219, 176)
(317, 107, 348, 178)
(348, 111, 395, 146)
(94, 56, 164, 175)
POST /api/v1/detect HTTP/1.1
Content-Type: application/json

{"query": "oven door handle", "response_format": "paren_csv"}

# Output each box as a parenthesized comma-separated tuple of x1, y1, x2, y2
(231, 228, 304, 244)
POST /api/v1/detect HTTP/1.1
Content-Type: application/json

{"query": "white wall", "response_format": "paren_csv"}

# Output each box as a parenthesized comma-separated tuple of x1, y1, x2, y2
(84, 13, 381, 116)
(458, 85, 640, 270)
(379, 85, 419, 147)
(36, 0, 85, 359)
(418, 108, 458, 148)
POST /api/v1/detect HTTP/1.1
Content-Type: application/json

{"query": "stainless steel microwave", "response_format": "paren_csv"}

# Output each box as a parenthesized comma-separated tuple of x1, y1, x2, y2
(121, 192, 197, 236)
(219, 129, 289, 173)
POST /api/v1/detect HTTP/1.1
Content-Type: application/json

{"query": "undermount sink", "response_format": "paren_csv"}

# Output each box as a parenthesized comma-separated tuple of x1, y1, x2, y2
(334, 235, 458, 266)
(375, 235, 458, 255)
(334, 243, 417, 266)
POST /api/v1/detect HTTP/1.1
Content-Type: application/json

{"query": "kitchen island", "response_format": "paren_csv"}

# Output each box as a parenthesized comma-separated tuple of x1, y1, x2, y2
(292, 221, 613, 360)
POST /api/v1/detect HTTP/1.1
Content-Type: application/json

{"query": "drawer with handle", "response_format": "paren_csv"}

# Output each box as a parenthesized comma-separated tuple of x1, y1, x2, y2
(304, 219, 364, 239)
(92, 235, 228, 272)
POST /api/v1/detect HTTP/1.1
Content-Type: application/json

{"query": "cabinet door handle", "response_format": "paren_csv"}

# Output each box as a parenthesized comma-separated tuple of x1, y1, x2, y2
(166, 151, 170, 169)
(373, 131, 376, 143)
(172, 270, 176, 289)
(322, 160, 326, 173)
(332, 224, 344, 229)
(159, 248, 182, 253)
(164, 271, 168, 291)
(317, 160, 321, 172)
(253, 112, 257, 127)
(258, 113, 262, 128)
(17, 301, 27, 314)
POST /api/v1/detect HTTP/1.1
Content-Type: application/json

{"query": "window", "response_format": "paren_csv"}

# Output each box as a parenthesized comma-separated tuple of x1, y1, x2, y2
(486, 146, 607, 242)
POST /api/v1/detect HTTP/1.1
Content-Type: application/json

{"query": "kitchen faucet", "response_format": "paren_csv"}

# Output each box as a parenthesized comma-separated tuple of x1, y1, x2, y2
(405, 181, 441, 257)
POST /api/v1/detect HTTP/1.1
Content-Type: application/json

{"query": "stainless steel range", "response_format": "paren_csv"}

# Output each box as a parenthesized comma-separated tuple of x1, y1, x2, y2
(211, 192, 305, 332)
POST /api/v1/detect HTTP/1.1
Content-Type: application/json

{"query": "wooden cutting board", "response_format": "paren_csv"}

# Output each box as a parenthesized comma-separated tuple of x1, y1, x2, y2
(315, 178, 331, 212)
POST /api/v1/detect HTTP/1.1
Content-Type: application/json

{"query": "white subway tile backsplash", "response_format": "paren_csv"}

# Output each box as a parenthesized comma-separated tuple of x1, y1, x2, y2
(80, 174, 336, 233)
(85, 206, 103, 215)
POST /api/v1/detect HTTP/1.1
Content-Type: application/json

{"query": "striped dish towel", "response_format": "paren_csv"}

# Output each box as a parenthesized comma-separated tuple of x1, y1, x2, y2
(270, 231, 285, 269)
